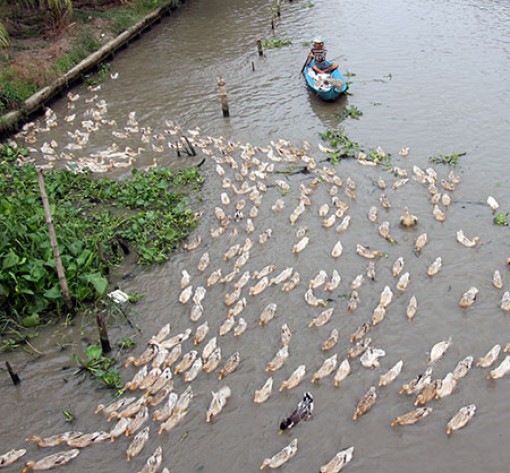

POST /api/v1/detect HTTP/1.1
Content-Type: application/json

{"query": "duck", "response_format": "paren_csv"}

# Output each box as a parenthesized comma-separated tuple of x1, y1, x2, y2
(400, 367, 433, 395)
(396, 272, 410, 292)
(279, 393, 314, 432)
(379, 360, 403, 387)
(360, 347, 386, 369)
(279, 365, 307, 392)
(447, 404, 476, 435)
(203, 347, 222, 373)
(487, 196, 499, 212)
(270, 267, 294, 286)
(320, 446, 355, 473)
(311, 355, 338, 383)
(249, 276, 269, 296)
(367, 206, 378, 223)
(163, 344, 182, 369)
(292, 236, 309, 253)
(429, 337, 452, 364)
(333, 359, 351, 387)
(392, 178, 409, 191)
(66, 431, 109, 448)
(391, 407, 432, 426)
(493, 270, 503, 289)
(488, 355, 510, 380)
(280, 324, 292, 346)
(379, 286, 393, 308)
(23, 449, 80, 472)
(259, 303, 278, 326)
(260, 438, 298, 470)
(126, 426, 150, 461)
(353, 386, 377, 420)
(233, 318, 248, 336)
(178, 285, 193, 304)
(500, 291, 510, 312)
(0, 449, 26, 468)
(206, 386, 231, 422)
(197, 251, 210, 272)
(218, 352, 240, 380)
(456, 230, 481, 248)
(406, 295, 418, 320)
(266, 345, 289, 372)
(152, 393, 178, 422)
(392, 256, 405, 277)
(138, 446, 163, 473)
(219, 317, 235, 336)
(336, 215, 351, 234)
(309, 270, 328, 289)
(254, 377, 273, 403)
(350, 322, 371, 342)
(459, 287, 478, 308)
(415, 233, 428, 253)
(356, 244, 382, 259)
(452, 356, 473, 381)
(282, 271, 300, 292)
(435, 372, 457, 399)
(414, 380, 441, 405)
(108, 396, 148, 422)
(304, 289, 327, 308)
(322, 328, 339, 351)
(183, 358, 203, 383)
(378, 221, 395, 243)
(400, 207, 418, 227)
(476, 344, 501, 368)
(433, 204, 446, 222)
(147, 382, 174, 407)
(331, 241, 343, 258)
(308, 308, 334, 327)
(324, 270, 341, 291)
(427, 257, 442, 276)
(194, 322, 209, 345)
(348, 338, 372, 359)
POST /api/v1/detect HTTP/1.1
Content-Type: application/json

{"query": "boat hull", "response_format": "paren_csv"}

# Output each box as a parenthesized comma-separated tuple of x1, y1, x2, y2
(304, 60, 348, 101)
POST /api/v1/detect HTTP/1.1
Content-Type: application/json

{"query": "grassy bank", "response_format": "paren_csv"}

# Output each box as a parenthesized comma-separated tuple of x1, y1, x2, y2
(0, 0, 182, 116)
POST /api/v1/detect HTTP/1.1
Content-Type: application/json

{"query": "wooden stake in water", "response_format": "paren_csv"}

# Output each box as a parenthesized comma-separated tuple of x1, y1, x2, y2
(256, 34, 263, 56)
(6, 361, 20, 385)
(36, 168, 73, 311)
(217, 76, 230, 118)
(96, 310, 112, 354)
(276, 0, 281, 17)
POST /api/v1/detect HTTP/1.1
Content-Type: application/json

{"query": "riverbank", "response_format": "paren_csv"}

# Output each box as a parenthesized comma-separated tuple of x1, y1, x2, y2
(0, 0, 184, 135)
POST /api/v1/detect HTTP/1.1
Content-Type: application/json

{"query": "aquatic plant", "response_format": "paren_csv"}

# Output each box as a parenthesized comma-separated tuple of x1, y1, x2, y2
(493, 212, 509, 226)
(429, 152, 466, 165)
(263, 38, 292, 49)
(73, 344, 123, 389)
(84, 62, 111, 86)
(0, 143, 202, 334)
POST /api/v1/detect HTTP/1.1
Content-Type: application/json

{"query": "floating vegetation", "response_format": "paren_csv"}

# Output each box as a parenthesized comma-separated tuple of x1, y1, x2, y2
(0, 143, 202, 334)
(263, 38, 292, 49)
(493, 212, 509, 226)
(84, 63, 112, 87)
(339, 105, 363, 120)
(73, 344, 123, 389)
(300, 1, 315, 8)
(430, 152, 466, 165)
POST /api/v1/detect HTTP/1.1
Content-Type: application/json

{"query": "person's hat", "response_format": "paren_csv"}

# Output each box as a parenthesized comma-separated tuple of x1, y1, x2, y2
(312, 36, 324, 44)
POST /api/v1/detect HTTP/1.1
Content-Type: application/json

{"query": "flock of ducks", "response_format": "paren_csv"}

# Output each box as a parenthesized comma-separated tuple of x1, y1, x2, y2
(1, 85, 510, 472)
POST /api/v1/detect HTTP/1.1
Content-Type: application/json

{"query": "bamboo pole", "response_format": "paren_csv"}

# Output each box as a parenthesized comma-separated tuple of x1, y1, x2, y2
(36, 168, 73, 311)
(256, 35, 264, 56)
(5, 361, 21, 385)
(217, 77, 230, 118)
(96, 306, 112, 354)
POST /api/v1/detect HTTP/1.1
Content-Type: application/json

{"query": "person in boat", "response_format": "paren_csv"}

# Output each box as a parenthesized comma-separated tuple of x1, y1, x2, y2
(308, 36, 338, 74)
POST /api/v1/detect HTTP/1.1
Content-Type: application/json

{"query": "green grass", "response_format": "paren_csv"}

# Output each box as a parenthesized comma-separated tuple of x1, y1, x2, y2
(54, 27, 101, 74)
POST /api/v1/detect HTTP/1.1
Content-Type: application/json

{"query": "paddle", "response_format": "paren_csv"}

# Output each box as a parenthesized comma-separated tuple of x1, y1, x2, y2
(301, 55, 312, 74)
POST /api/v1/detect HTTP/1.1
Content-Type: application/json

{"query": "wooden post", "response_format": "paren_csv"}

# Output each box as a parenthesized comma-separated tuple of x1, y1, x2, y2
(175, 141, 181, 157)
(182, 136, 196, 156)
(36, 168, 73, 311)
(276, 0, 281, 17)
(217, 77, 230, 118)
(256, 35, 263, 56)
(252, 61, 255, 72)
(96, 308, 112, 354)
(5, 361, 20, 385)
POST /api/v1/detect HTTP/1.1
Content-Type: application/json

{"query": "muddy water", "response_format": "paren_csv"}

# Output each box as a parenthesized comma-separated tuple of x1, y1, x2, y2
(2, 0, 510, 472)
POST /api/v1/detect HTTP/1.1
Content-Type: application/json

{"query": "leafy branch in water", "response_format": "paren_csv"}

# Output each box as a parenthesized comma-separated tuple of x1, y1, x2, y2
(73, 344, 123, 389)
(429, 152, 466, 165)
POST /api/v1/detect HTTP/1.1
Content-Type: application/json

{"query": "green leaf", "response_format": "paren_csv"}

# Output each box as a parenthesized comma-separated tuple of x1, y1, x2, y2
(85, 273, 108, 295)
(44, 285, 62, 299)
(86, 344, 102, 359)
(22, 313, 40, 327)
(2, 250, 20, 269)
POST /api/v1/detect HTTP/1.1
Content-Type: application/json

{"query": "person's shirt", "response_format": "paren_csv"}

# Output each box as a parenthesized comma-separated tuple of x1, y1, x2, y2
(311, 47, 327, 64)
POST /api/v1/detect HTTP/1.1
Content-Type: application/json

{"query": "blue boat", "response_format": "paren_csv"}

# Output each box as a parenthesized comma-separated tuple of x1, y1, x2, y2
(303, 60, 348, 101)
